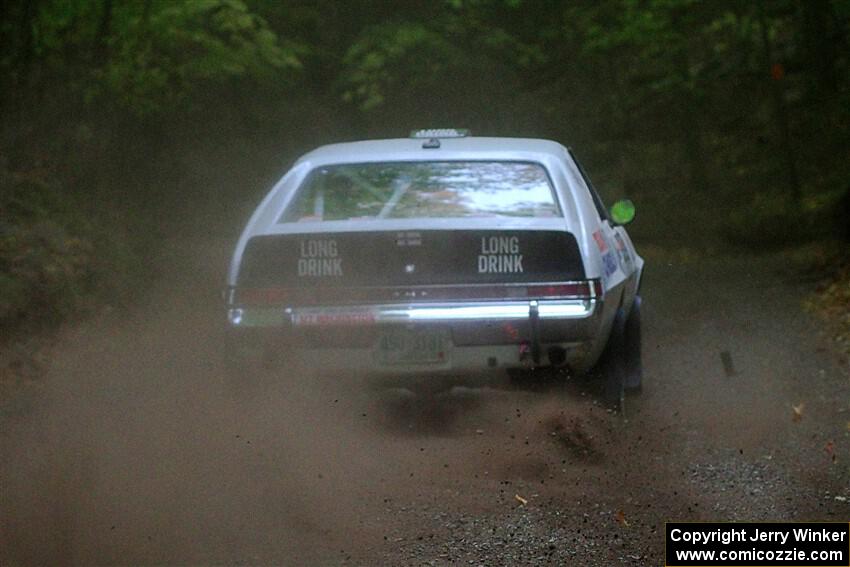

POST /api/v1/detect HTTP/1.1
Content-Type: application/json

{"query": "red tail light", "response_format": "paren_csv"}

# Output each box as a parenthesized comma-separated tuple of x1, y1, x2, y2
(236, 287, 290, 305)
(526, 280, 600, 299)
(234, 280, 600, 306)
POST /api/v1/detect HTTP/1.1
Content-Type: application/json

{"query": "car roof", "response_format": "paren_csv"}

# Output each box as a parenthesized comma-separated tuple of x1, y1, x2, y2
(294, 136, 570, 166)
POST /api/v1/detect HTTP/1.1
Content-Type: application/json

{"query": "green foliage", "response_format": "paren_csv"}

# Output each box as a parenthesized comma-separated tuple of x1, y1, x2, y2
(0, 160, 147, 332)
(24, 0, 302, 116)
(0, 0, 848, 336)
(98, 0, 301, 115)
(0, 166, 92, 328)
(341, 22, 466, 111)
(720, 191, 834, 249)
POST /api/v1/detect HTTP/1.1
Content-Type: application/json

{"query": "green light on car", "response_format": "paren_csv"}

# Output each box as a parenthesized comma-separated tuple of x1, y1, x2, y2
(610, 199, 636, 225)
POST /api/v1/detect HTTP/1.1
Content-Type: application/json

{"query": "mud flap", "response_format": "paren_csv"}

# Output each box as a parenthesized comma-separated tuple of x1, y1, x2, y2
(603, 307, 627, 412)
(624, 296, 642, 391)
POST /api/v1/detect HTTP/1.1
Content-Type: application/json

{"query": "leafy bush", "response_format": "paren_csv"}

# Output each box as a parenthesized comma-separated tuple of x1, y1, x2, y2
(721, 192, 826, 249)
(0, 162, 141, 332)
(805, 255, 850, 357)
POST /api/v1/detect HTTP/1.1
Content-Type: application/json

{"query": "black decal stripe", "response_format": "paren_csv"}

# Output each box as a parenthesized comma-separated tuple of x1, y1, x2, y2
(238, 230, 585, 287)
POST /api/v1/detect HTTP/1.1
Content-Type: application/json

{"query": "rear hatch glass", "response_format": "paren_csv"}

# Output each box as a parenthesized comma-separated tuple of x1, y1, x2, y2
(279, 161, 561, 222)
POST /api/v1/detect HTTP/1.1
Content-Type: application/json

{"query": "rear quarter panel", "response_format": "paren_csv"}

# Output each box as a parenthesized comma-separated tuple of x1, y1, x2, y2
(552, 152, 629, 363)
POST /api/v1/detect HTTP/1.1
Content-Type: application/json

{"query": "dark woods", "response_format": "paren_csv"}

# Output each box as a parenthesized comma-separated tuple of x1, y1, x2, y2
(1, 0, 848, 331)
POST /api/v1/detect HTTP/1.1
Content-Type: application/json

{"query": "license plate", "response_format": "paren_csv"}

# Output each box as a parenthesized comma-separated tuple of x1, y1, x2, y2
(376, 328, 449, 365)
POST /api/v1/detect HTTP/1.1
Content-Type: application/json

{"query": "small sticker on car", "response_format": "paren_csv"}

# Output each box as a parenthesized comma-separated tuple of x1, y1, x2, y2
(613, 233, 632, 269)
(592, 230, 608, 253)
(602, 251, 618, 278)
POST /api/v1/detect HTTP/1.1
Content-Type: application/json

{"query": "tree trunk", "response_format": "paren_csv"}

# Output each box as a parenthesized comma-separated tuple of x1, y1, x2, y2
(800, 0, 839, 94)
(2, 0, 39, 123)
(92, 0, 114, 65)
(15, 0, 38, 88)
(679, 107, 708, 194)
(756, 0, 802, 205)
(674, 44, 709, 195)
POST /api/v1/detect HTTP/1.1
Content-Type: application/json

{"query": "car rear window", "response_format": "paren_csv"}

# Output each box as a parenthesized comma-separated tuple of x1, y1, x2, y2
(278, 161, 561, 223)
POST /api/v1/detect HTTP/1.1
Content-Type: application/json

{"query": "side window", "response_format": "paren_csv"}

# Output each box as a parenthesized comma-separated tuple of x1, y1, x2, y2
(568, 149, 610, 223)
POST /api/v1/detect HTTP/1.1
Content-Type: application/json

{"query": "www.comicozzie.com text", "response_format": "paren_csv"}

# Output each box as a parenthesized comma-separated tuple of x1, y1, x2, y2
(669, 526, 847, 546)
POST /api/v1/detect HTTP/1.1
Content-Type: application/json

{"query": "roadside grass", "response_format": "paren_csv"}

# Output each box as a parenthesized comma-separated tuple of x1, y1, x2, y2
(802, 246, 850, 358)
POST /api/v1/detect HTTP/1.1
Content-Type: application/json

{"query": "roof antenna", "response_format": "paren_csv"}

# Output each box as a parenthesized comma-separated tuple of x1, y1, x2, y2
(422, 137, 440, 149)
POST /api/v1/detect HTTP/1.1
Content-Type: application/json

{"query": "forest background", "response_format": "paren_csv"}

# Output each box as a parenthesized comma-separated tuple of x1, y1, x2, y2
(1, 0, 848, 339)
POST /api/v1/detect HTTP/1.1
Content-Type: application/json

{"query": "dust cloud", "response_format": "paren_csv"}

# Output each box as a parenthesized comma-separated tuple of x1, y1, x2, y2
(0, 240, 602, 565)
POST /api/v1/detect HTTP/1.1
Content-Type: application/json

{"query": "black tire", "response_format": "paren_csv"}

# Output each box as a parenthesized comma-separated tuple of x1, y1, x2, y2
(624, 295, 643, 392)
(602, 308, 627, 412)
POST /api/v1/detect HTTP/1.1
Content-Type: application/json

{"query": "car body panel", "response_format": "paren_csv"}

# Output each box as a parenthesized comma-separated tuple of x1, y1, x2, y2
(225, 135, 643, 375)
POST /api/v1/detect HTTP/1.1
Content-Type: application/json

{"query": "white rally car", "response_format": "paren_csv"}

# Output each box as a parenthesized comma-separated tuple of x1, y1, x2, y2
(225, 130, 644, 408)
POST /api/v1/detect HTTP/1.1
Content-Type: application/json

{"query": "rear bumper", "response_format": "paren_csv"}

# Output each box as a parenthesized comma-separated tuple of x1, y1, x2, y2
(225, 298, 602, 372)
(284, 299, 595, 324)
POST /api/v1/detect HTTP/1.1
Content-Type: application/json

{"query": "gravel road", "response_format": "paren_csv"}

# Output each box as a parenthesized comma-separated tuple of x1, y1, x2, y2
(1, 241, 848, 565)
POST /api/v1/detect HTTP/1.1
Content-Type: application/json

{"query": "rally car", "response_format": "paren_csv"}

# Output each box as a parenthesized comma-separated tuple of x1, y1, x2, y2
(224, 130, 644, 408)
